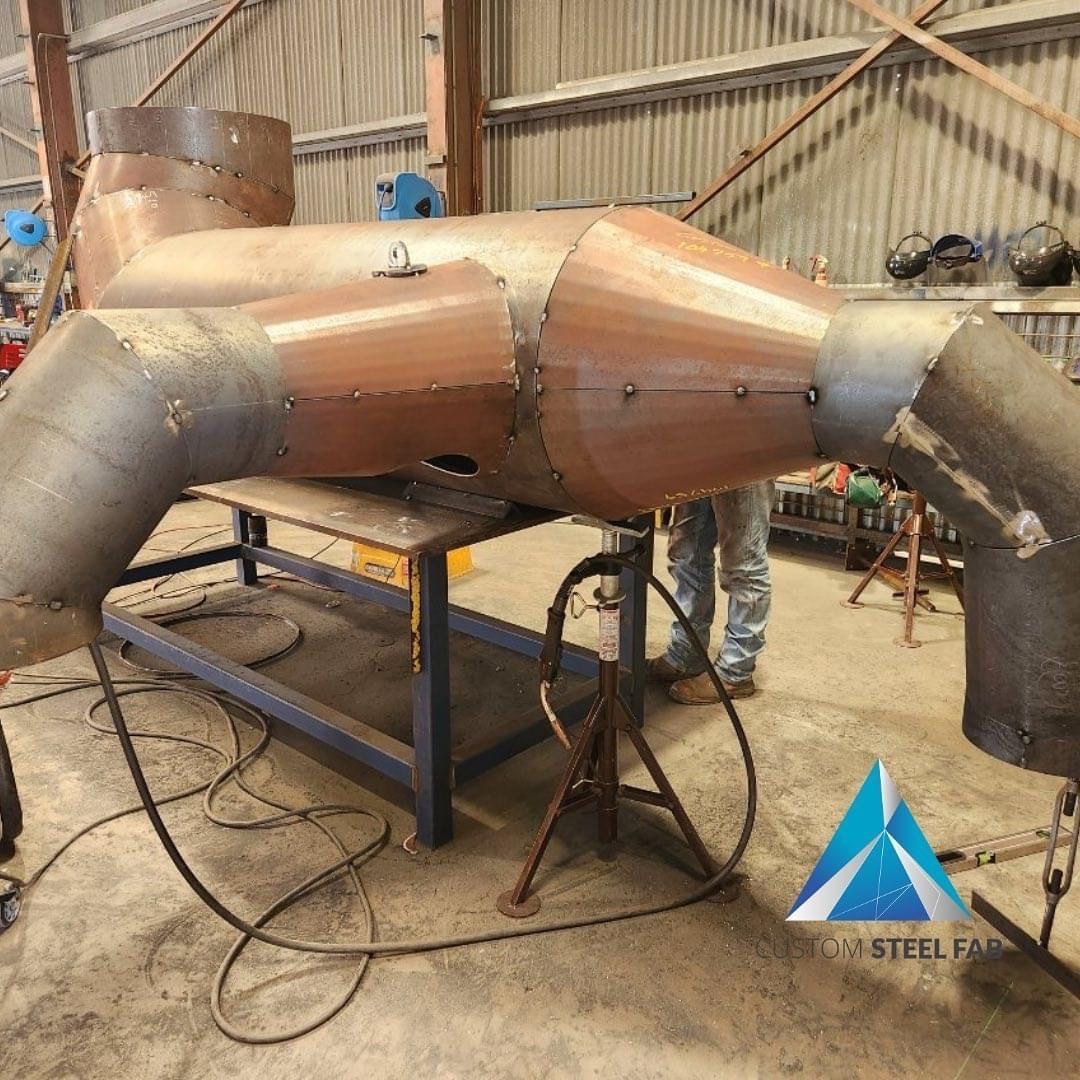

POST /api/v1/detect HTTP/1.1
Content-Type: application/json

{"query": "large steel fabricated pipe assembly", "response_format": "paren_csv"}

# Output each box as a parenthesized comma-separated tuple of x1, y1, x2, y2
(0, 107, 1078, 779)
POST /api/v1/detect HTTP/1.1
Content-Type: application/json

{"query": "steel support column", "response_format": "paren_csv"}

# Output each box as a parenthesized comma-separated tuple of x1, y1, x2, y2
(422, 0, 482, 215)
(18, 0, 80, 241)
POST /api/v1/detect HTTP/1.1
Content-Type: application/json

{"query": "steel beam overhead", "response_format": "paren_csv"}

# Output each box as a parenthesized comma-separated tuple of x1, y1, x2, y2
(0, 174, 42, 192)
(845, 0, 1080, 141)
(291, 114, 427, 157)
(679, 0, 950, 222)
(18, 0, 81, 241)
(483, 0, 1080, 125)
(0, 122, 38, 156)
(134, 0, 247, 106)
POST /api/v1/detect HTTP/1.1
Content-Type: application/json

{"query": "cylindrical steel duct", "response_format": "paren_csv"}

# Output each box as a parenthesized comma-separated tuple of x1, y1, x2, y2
(812, 300, 1080, 776)
(3, 106, 1078, 778)
(69, 108, 842, 517)
(0, 307, 284, 666)
(0, 262, 515, 668)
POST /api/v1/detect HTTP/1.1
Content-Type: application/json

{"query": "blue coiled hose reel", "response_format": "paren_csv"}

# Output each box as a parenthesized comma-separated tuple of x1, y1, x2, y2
(3, 209, 47, 248)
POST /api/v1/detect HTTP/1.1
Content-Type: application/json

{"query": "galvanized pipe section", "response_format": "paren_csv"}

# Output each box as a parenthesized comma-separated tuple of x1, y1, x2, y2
(812, 300, 1080, 551)
(812, 299, 1080, 775)
(0, 307, 284, 667)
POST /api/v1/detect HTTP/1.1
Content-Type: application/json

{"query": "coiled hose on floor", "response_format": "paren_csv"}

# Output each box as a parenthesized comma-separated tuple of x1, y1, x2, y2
(7, 544, 757, 1043)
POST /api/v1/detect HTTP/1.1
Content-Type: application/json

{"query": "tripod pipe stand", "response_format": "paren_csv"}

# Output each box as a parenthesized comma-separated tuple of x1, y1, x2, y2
(498, 530, 716, 918)
(843, 492, 964, 648)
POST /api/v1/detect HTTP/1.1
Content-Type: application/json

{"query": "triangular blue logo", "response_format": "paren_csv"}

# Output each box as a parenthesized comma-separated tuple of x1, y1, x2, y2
(787, 760, 970, 921)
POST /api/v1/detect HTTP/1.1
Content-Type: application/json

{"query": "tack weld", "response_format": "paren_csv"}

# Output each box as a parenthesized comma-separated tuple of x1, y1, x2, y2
(886, 408, 1048, 552)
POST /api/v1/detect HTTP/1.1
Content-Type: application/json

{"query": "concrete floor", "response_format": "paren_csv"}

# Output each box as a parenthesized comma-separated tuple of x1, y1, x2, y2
(0, 501, 1077, 1078)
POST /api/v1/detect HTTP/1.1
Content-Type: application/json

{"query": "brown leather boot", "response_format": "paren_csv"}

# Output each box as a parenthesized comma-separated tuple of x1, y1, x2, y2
(669, 671, 756, 705)
(646, 655, 704, 683)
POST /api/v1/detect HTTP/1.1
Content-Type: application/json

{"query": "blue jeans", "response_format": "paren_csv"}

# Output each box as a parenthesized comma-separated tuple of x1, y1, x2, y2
(664, 482, 775, 684)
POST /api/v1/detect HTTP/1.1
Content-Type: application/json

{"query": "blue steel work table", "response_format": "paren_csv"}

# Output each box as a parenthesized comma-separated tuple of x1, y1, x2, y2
(104, 477, 652, 848)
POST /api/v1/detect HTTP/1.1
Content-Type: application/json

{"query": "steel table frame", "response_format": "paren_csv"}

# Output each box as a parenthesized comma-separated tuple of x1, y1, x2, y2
(106, 502, 652, 849)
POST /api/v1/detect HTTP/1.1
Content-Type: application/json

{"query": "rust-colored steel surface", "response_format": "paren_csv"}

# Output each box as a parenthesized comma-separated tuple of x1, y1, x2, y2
(72, 109, 846, 521)
(72, 108, 295, 309)
(537, 207, 841, 517)
(91, 201, 611, 511)
(243, 263, 517, 478)
(19, 0, 82, 240)
(7, 105, 1080, 781)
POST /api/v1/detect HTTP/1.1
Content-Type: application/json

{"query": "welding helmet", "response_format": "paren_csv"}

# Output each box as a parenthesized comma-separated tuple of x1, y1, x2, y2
(931, 233, 984, 270)
(1008, 223, 1074, 287)
(885, 232, 933, 280)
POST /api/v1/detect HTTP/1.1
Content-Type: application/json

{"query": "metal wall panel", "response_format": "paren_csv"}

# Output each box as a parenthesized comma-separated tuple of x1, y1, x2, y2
(1, 0, 1077, 293)
(769, 0, 1017, 45)
(73, 1, 425, 135)
(656, 0, 772, 63)
(651, 85, 770, 252)
(557, 104, 654, 202)
(560, 0, 657, 82)
(293, 145, 353, 224)
(756, 64, 903, 283)
(0, 79, 37, 181)
(770, 0, 876, 44)
(481, 0, 561, 98)
(0, 0, 19, 56)
(341, 0, 424, 123)
(484, 116, 559, 211)
(293, 137, 425, 226)
(70, 2, 147, 33)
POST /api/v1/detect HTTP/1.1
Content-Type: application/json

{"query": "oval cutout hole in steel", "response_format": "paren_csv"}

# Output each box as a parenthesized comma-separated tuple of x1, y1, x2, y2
(422, 454, 480, 477)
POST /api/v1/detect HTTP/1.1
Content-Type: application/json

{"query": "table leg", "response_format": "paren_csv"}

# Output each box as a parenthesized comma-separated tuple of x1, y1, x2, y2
(232, 509, 266, 586)
(410, 552, 453, 848)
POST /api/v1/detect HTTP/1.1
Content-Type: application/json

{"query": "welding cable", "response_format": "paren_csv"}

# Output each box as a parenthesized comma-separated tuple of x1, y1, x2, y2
(116, 610, 303, 676)
(0, 672, 389, 1041)
(0, 552, 755, 1044)
(539, 680, 572, 750)
(80, 550, 756, 1028)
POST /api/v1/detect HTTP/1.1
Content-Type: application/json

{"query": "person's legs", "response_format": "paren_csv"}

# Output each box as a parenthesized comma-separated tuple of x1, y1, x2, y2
(669, 481, 774, 703)
(713, 480, 775, 685)
(656, 498, 717, 675)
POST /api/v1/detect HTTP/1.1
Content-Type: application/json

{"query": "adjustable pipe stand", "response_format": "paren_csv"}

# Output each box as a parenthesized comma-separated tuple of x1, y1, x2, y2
(843, 492, 964, 648)
(497, 530, 716, 918)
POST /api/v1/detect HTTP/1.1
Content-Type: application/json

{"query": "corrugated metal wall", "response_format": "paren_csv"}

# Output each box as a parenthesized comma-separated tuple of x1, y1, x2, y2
(479, 0, 1079, 283)
(0, 0, 1077, 288)
(66, 0, 426, 224)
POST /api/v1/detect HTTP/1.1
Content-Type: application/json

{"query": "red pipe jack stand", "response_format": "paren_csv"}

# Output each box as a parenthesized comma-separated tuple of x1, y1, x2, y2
(843, 492, 964, 648)
(497, 529, 715, 918)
